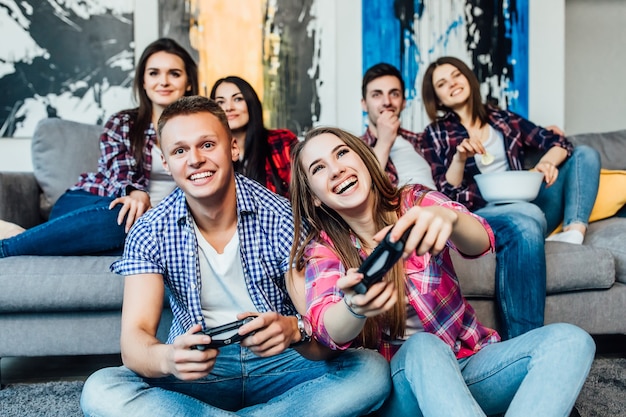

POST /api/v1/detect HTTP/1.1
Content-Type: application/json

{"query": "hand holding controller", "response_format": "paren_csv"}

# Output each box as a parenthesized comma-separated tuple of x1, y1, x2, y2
(351, 225, 413, 295)
(192, 317, 255, 351)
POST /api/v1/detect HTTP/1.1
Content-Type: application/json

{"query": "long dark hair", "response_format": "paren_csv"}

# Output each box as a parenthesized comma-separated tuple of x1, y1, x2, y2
(289, 126, 407, 349)
(421, 56, 487, 125)
(129, 38, 198, 165)
(210, 76, 284, 193)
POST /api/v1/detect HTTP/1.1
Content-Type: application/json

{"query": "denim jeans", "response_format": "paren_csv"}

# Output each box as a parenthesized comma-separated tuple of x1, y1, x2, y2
(532, 145, 601, 233)
(0, 190, 126, 257)
(380, 323, 595, 417)
(475, 203, 547, 339)
(80, 346, 390, 417)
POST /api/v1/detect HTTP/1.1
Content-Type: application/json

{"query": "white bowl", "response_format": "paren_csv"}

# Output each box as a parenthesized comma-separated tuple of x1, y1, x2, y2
(474, 171, 544, 204)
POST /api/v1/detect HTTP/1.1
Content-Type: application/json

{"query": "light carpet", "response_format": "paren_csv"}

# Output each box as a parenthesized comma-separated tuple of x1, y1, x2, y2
(1, 356, 624, 416)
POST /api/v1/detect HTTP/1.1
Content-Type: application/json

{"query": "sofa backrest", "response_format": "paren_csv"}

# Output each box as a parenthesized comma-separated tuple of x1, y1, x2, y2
(568, 129, 626, 170)
(31, 118, 102, 214)
(522, 128, 626, 171)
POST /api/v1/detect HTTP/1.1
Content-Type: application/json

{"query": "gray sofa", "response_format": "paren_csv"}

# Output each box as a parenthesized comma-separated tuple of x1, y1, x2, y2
(0, 118, 625, 374)
(0, 118, 170, 379)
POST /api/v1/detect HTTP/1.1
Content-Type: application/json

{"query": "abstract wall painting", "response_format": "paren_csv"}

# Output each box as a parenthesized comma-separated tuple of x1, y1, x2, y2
(159, 0, 326, 136)
(363, 0, 528, 132)
(0, 0, 134, 138)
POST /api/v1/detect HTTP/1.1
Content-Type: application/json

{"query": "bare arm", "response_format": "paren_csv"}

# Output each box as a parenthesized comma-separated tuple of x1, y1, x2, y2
(120, 274, 218, 379)
(382, 205, 490, 258)
(533, 146, 568, 187)
(445, 138, 487, 187)
(285, 268, 344, 360)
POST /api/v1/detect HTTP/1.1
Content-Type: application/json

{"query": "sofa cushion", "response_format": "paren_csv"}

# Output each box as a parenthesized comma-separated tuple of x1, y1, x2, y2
(568, 129, 626, 170)
(588, 169, 626, 222)
(31, 118, 102, 213)
(453, 242, 615, 297)
(0, 256, 122, 312)
(586, 217, 626, 283)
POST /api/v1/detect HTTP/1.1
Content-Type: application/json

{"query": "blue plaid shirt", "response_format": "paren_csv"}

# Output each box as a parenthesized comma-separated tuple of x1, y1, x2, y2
(111, 173, 297, 343)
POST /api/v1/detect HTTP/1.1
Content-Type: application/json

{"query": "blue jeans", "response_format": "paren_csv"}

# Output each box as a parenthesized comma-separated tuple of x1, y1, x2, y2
(380, 323, 595, 417)
(0, 190, 126, 257)
(532, 145, 601, 233)
(475, 203, 547, 339)
(80, 346, 390, 417)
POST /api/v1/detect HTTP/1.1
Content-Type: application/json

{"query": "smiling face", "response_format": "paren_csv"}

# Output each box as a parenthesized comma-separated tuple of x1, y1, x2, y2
(143, 51, 190, 114)
(431, 63, 471, 110)
(212, 82, 250, 132)
(159, 111, 238, 205)
(300, 132, 373, 218)
(361, 75, 406, 128)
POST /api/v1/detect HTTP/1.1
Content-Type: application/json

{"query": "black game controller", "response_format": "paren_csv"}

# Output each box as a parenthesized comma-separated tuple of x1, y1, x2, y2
(351, 225, 414, 295)
(192, 317, 255, 351)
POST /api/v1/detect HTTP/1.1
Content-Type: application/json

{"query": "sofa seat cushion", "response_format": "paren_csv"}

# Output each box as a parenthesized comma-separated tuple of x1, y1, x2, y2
(453, 242, 615, 297)
(0, 256, 122, 312)
(586, 217, 626, 282)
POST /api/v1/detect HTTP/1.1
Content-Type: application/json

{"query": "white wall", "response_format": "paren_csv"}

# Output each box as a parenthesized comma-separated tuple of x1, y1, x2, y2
(565, 0, 626, 135)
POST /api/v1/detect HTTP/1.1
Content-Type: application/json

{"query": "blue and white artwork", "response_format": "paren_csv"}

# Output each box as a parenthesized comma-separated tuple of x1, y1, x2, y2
(0, 1, 135, 138)
(363, 0, 528, 132)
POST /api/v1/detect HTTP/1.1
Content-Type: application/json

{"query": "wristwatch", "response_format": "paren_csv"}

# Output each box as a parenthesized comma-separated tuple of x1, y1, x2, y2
(292, 313, 313, 346)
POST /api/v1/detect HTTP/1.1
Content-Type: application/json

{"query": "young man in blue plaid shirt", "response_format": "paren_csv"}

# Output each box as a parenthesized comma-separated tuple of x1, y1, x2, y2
(80, 96, 390, 417)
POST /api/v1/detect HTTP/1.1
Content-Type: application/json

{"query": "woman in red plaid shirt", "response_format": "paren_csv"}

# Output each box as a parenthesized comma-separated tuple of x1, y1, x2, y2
(288, 126, 594, 417)
(211, 76, 298, 198)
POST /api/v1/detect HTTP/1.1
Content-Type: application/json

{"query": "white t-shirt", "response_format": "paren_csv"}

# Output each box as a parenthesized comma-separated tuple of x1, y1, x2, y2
(148, 146, 177, 207)
(474, 127, 509, 173)
(389, 136, 437, 189)
(195, 223, 257, 331)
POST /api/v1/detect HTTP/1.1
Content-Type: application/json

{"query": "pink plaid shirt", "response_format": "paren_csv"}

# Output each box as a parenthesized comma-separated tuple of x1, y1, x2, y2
(303, 185, 501, 359)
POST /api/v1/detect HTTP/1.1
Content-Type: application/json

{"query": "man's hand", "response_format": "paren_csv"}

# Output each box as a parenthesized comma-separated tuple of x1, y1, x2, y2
(238, 312, 297, 357)
(109, 190, 151, 232)
(375, 110, 401, 150)
(165, 324, 219, 381)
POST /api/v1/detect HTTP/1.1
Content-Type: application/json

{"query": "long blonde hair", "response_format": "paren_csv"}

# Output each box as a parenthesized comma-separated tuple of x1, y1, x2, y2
(289, 127, 407, 348)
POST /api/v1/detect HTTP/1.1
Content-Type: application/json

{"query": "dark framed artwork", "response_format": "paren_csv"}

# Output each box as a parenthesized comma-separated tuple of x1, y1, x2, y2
(159, 0, 323, 136)
(0, 1, 135, 138)
(363, 0, 528, 132)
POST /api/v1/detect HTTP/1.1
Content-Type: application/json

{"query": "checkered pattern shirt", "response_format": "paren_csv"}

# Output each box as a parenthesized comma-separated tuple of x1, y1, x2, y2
(420, 106, 573, 211)
(303, 185, 500, 359)
(71, 110, 154, 197)
(360, 127, 427, 188)
(111, 173, 298, 343)
(265, 129, 299, 197)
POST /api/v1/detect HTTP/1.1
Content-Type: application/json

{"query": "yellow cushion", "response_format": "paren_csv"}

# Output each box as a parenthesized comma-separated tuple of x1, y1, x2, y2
(589, 169, 626, 222)
(550, 169, 626, 234)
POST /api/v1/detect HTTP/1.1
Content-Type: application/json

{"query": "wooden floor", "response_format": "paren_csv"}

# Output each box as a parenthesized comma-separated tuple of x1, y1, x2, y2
(1, 334, 624, 386)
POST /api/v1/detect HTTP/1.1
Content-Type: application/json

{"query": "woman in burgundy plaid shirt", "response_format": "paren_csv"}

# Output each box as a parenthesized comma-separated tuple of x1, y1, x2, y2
(211, 76, 298, 198)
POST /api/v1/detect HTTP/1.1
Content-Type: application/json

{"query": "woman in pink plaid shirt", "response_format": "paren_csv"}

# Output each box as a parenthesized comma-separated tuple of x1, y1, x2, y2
(288, 126, 594, 417)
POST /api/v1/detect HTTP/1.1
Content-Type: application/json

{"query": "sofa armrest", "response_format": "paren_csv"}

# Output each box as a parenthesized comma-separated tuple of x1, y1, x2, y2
(0, 172, 44, 228)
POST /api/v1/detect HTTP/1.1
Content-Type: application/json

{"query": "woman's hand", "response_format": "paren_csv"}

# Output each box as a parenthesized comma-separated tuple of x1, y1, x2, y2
(338, 268, 397, 318)
(453, 137, 487, 163)
(533, 161, 559, 187)
(376, 206, 458, 258)
(110, 190, 152, 232)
